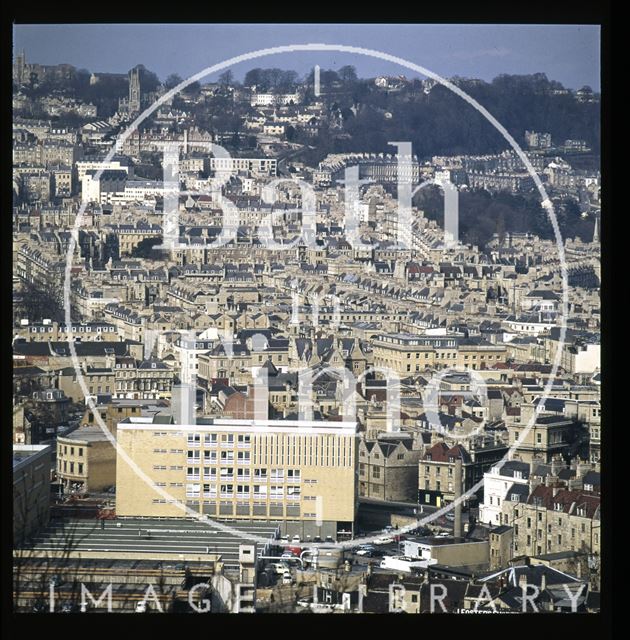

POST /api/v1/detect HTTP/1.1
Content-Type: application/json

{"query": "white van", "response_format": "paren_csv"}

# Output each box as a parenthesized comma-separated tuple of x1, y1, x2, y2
(268, 562, 288, 575)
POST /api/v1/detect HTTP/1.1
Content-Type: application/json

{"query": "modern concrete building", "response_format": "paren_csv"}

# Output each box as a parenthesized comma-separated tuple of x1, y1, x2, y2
(115, 416, 358, 538)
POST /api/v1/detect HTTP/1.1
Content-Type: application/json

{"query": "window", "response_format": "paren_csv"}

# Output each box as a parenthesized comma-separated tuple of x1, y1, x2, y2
(237, 434, 251, 446)
(186, 483, 200, 497)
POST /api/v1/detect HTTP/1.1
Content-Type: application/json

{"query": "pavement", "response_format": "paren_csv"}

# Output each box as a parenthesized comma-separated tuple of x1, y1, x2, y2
(21, 517, 281, 570)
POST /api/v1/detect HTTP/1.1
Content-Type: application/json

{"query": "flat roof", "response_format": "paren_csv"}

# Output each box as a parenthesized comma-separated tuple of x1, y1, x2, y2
(118, 417, 358, 435)
(13, 444, 51, 469)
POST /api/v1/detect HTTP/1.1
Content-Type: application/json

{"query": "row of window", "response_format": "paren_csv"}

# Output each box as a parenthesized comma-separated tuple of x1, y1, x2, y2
(60, 445, 84, 457)
(59, 460, 84, 475)
(184, 483, 302, 498)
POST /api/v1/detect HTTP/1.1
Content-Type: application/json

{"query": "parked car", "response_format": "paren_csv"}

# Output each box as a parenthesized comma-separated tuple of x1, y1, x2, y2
(374, 536, 395, 545)
(355, 545, 376, 556)
(445, 513, 455, 521)
(291, 535, 301, 543)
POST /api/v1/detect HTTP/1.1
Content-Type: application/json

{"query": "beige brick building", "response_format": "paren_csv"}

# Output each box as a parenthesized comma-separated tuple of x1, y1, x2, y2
(372, 333, 507, 376)
(116, 417, 358, 538)
(56, 426, 116, 493)
(358, 435, 423, 502)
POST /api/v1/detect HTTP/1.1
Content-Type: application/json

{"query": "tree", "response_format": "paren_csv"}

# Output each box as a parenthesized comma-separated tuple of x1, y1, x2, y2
(218, 70, 234, 87)
(244, 68, 263, 88)
(164, 73, 183, 90)
(131, 237, 162, 259)
(182, 81, 201, 97)
(17, 279, 64, 324)
(338, 65, 358, 84)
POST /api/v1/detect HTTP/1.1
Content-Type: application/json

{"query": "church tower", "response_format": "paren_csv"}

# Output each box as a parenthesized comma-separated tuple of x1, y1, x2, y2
(128, 66, 141, 114)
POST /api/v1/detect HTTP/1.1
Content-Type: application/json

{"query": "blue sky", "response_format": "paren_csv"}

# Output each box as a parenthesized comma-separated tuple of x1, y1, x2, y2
(13, 24, 600, 90)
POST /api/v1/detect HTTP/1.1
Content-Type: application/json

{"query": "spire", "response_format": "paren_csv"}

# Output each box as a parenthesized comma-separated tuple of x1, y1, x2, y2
(592, 213, 600, 244)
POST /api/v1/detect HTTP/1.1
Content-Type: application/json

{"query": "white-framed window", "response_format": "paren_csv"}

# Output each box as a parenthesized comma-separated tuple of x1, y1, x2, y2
(186, 483, 200, 497)
(187, 433, 201, 447)
(204, 433, 218, 447)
